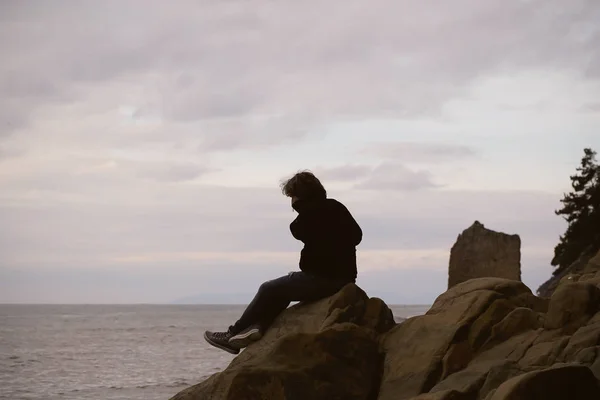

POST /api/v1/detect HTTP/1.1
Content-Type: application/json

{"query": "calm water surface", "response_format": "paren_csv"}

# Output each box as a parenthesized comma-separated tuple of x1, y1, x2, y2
(0, 304, 429, 400)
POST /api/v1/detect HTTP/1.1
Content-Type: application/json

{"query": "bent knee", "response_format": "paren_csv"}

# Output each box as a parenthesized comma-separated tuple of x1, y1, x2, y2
(258, 279, 287, 298)
(258, 280, 276, 294)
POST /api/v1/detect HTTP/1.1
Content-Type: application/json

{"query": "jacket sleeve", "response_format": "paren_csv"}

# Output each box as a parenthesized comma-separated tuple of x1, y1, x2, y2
(290, 214, 308, 241)
(290, 207, 321, 243)
(337, 202, 362, 246)
(346, 210, 363, 246)
(351, 218, 362, 246)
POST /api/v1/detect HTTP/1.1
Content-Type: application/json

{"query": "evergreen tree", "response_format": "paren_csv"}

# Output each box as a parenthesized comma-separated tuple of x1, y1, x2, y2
(552, 148, 600, 274)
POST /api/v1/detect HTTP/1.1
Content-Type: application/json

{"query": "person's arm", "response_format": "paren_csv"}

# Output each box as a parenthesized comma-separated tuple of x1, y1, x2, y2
(344, 208, 362, 246)
(290, 214, 308, 241)
(334, 201, 362, 246)
(290, 199, 316, 242)
(349, 216, 362, 246)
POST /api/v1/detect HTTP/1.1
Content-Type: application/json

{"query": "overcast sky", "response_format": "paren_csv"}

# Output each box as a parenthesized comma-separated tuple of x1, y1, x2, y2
(1, 0, 599, 304)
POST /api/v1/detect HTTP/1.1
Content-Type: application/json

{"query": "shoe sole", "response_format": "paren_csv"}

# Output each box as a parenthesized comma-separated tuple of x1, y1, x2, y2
(229, 328, 263, 349)
(203, 332, 240, 355)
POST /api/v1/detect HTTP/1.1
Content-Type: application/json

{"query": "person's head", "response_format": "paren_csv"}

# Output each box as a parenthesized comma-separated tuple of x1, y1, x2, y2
(280, 170, 327, 202)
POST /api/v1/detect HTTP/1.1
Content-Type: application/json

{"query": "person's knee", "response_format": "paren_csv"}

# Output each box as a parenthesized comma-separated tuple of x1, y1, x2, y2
(258, 278, 287, 299)
(258, 280, 276, 295)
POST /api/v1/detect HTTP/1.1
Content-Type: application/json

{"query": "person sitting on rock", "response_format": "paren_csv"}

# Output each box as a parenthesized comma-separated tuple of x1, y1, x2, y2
(203, 171, 363, 354)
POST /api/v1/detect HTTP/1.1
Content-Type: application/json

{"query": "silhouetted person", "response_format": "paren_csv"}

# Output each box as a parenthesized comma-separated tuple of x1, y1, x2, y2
(204, 171, 362, 354)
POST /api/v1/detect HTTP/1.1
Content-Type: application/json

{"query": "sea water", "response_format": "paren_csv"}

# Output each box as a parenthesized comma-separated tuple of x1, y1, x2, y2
(0, 304, 430, 400)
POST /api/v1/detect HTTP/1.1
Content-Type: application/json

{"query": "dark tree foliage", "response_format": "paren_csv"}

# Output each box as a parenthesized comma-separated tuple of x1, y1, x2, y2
(552, 148, 600, 275)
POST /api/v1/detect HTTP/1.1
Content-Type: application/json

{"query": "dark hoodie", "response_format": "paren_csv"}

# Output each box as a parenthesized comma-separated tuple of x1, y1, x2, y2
(290, 198, 362, 282)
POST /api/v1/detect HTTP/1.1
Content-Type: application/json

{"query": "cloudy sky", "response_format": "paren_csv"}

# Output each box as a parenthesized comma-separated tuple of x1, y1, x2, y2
(1, 0, 599, 304)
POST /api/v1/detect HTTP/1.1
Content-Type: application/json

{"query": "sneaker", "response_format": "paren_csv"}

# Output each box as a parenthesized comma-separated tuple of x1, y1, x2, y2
(229, 325, 263, 349)
(203, 330, 240, 355)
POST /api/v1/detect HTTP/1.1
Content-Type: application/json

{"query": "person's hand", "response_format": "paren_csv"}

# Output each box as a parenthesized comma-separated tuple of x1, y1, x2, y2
(291, 196, 300, 212)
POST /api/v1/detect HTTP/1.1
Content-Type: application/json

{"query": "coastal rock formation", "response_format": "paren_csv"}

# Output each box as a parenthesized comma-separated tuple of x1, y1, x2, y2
(170, 272, 600, 400)
(537, 247, 600, 298)
(170, 284, 395, 400)
(448, 221, 521, 289)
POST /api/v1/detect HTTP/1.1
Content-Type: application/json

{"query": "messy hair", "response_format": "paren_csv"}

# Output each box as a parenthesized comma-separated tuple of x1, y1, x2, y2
(280, 170, 327, 200)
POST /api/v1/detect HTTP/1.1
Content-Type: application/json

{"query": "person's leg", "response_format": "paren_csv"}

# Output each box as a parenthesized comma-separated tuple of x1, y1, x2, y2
(204, 272, 348, 353)
(227, 272, 347, 348)
(205, 274, 298, 354)
(228, 272, 295, 335)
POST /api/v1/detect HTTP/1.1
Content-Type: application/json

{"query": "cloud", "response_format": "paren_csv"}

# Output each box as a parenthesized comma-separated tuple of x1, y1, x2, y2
(1, 0, 599, 140)
(136, 162, 213, 183)
(315, 157, 447, 189)
(581, 102, 600, 112)
(0, 183, 565, 302)
(195, 114, 315, 152)
(0, 0, 594, 303)
(362, 142, 477, 163)
(0, 144, 23, 160)
(0, 177, 563, 267)
(355, 162, 439, 191)
(314, 164, 373, 181)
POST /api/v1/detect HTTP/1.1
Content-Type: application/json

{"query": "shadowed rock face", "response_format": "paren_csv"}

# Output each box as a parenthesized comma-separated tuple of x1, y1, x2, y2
(486, 364, 600, 400)
(448, 221, 521, 289)
(538, 247, 600, 298)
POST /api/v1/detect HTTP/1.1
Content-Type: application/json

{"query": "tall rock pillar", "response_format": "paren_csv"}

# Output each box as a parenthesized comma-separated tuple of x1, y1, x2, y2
(448, 221, 521, 289)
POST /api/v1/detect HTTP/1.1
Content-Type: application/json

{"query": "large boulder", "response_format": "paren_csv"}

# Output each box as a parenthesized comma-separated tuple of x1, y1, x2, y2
(378, 278, 542, 400)
(486, 364, 600, 400)
(169, 284, 395, 400)
(544, 281, 600, 332)
(448, 221, 521, 289)
(170, 263, 600, 400)
(378, 276, 600, 400)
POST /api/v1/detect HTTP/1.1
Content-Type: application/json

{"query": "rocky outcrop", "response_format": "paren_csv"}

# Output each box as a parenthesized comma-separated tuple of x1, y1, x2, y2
(537, 247, 600, 298)
(487, 364, 600, 400)
(170, 284, 395, 400)
(170, 271, 600, 400)
(448, 222, 521, 289)
(379, 277, 600, 400)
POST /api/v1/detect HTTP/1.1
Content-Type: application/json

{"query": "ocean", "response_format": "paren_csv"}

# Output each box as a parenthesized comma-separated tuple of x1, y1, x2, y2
(0, 304, 430, 400)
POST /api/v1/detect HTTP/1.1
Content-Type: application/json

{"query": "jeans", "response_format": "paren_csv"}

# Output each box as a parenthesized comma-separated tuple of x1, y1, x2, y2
(229, 271, 351, 335)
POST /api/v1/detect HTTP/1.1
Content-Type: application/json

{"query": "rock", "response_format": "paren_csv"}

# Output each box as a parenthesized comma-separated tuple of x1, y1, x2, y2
(378, 278, 535, 400)
(487, 364, 600, 400)
(440, 341, 473, 381)
(473, 330, 541, 366)
(224, 324, 381, 400)
(379, 276, 600, 400)
(409, 390, 471, 400)
(584, 250, 600, 274)
(468, 299, 517, 350)
(559, 314, 600, 362)
(518, 335, 569, 368)
(486, 307, 542, 347)
(591, 348, 600, 381)
(537, 247, 600, 298)
(172, 324, 382, 400)
(544, 282, 600, 332)
(171, 253, 600, 400)
(169, 283, 394, 400)
(448, 221, 521, 289)
(478, 362, 532, 399)
(429, 278, 533, 315)
(430, 359, 513, 398)
(359, 297, 397, 333)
